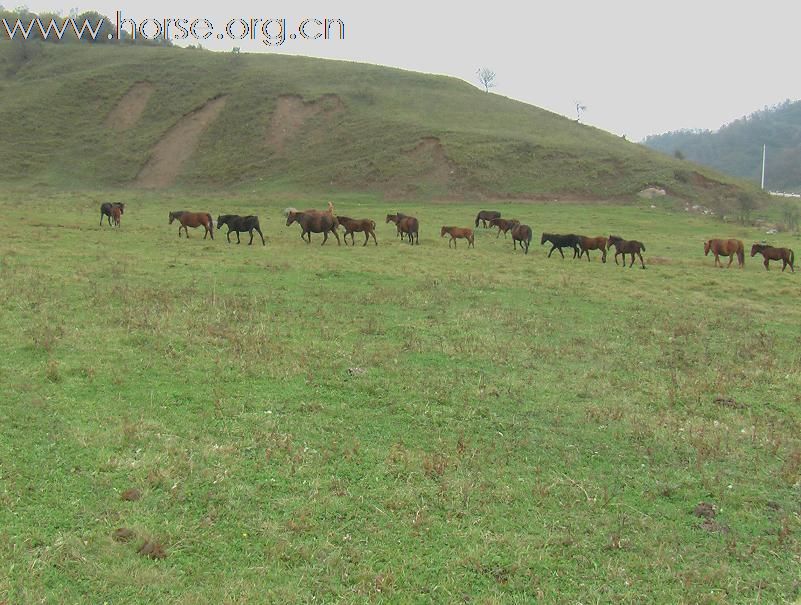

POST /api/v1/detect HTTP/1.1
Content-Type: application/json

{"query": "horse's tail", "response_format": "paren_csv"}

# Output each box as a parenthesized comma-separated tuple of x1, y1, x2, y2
(475, 213, 480, 227)
(207, 213, 214, 234)
(790, 249, 795, 266)
(640, 242, 646, 252)
(370, 220, 376, 231)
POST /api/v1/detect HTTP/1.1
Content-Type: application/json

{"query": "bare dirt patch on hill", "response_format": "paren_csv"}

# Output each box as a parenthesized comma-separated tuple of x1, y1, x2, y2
(134, 95, 228, 188)
(265, 94, 344, 152)
(105, 81, 154, 131)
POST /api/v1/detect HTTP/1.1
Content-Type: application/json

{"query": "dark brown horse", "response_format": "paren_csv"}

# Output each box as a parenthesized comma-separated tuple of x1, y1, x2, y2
(286, 210, 340, 245)
(489, 218, 519, 238)
(704, 238, 744, 268)
(385, 213, 408, 239)
(111, 205, 122, 227)
(398, 216, 419, 245)
(169, 211, 214, 239)
(608, 235, 645, 268)
(751, 243, 795, 272)
(338, 216, 377, 246)
(440, 226, 474, 248)
(475, 210, 501, 228)
(100, 202, 124, 226)
(511, 224, 533, 254)
(578, 235, 608, 263)
(540, 233, 580, 259)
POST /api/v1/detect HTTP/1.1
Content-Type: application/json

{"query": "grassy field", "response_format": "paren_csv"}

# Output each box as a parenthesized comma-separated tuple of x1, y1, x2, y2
(1, 190, 801, 603)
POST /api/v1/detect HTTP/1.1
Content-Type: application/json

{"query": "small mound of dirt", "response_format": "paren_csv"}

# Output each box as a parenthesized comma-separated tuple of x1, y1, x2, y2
(105, 82, 154, 131)
(112, 527, 135, 542)
(699, 518, 730, 534)
(120, 488, 141, 501)
(135, 95, 228, 188)
(400, 136, 454, 186)
(137, 540, 167, 559)
(265, 94, 344, 152)
(693, 502, 717, 519)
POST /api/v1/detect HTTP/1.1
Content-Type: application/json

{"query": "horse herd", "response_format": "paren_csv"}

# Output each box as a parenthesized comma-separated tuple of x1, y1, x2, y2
(99, 203, 796, 272)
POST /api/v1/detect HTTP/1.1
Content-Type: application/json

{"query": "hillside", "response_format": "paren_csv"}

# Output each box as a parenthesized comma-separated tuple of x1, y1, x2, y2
(643, 100, 801, 193)
(1, 40, 753, 200)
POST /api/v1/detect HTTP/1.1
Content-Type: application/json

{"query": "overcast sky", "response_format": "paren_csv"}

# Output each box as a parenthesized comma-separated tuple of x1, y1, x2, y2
(18, 0, 801, 140)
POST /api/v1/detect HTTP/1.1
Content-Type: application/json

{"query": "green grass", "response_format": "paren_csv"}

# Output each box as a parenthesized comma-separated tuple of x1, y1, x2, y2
(0, 40, 760, 204)
(1, 189, 801, 603)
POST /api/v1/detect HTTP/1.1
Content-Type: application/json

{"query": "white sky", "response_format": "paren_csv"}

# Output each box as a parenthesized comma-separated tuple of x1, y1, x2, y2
(16, 0, 801, 140)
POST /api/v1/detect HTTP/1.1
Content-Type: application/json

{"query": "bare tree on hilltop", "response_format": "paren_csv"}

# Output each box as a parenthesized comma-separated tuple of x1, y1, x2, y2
(477, 67, 496, 93)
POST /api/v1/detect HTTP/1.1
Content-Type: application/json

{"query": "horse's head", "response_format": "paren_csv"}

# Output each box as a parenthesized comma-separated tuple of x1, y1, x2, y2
(540, 232, 549, 245)
(216, 215, 226, 229)
(168, 212, 175, 224)
(385, 214, 395, 224)
(703, 240, 711, 255)
(750, 243, 761, 257)
(286, 211, 298, 226)
(440, 226, 448, 237)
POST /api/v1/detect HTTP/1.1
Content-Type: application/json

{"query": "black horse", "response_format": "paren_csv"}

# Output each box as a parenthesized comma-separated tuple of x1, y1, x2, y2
(100, 202, 124, 226)
(217, 214, 265, 245)
(540, 233, 580, 258)
(475, 210, 501, 228)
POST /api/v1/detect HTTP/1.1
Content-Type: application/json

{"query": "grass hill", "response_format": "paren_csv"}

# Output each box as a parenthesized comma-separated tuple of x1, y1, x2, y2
(643, 100, 801, 193)
(0, 41, 755, 201)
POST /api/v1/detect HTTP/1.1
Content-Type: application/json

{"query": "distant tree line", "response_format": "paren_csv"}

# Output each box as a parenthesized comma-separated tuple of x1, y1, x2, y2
(643, 100, 801, 192)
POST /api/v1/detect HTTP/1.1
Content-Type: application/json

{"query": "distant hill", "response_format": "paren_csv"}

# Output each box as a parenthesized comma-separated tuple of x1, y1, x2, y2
(643, 100, 801, 193)
(0, 40, 755, 201)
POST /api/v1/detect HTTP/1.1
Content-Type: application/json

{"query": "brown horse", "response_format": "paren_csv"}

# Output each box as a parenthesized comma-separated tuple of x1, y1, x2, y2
(111, 205, 122, 227)
(440, 226, 475, 248)
(398, 216, 419, 245)
(385, 213, 408, 239)
(608, 235, 645, 268)
(338, 216, 378, 246)
(578, 236, 608, 263)
(489, 217, 519, 238)
(751, 243, 795, 272)
(286, 210, 340, 245)
(169, 211, 214, 239)
(704, 239, 744, 268)
(475, 210, 501, 228)
(511, 224, 533, 254)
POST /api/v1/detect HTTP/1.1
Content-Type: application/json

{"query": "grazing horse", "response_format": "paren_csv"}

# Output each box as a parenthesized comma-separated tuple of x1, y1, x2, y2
(578, 235, 608, 263)
(216, 214, 265, 245)
(704, 238, 744, 268)
(286, 210, 340, 245)
(751, 243, 795, 272)
(338, 216, 378, 246)
(169, 211, 214, 239)
(608, 235, 646, 268)
(511, 224, 533, 254)
(398, 216, 419, 245)
(489, 217, 519, 238)
(100, 202, 124, 226)
(540, 233, 580, 259)
(111, 205, 122, 227)
(475, 210, 501, 228)
(385, 213, 408, 239)
(440, 226, 475, 248)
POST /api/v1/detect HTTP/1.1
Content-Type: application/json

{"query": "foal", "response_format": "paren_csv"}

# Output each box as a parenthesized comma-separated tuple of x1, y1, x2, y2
(751, 243, 795, 272)
(440, 226, 475, 248)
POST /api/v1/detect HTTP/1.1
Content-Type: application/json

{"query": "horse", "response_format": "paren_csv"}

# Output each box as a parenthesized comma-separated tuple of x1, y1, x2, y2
(578, 235, 608, 263)
(704, 238, 744, 268)
(511, 224, 533, 254)
(100, 202, 124, 226)
(751, 243, 795, 272)
(338, 216, 378, 246)
(489, 218, 519, 238)
(111, 205, 122, 227)
(286, 210, 340, 245)
(169, 211, 214, 239)
(540, 233, 580, 259)
(386, 213, 408, 239)
(216, 215, 265, 245)
(440, 226, 475, 248)
(398, 216, 419, 245)
(608, 235, 646, 268)
(475, 210, 501, 228)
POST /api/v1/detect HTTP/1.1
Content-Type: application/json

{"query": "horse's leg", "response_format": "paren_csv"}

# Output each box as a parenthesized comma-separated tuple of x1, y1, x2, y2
(248, 230, 254, 245)
(226, 229, 231, 243)
(235, 231, 241, 244)
(257, 228, 265, 246)
(585, 249, 591, 262)
(638, 252, 645, 269)
(547, 245, 555, 257)
(726, 254, 733, 268)
(764, 258, 769, 271)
